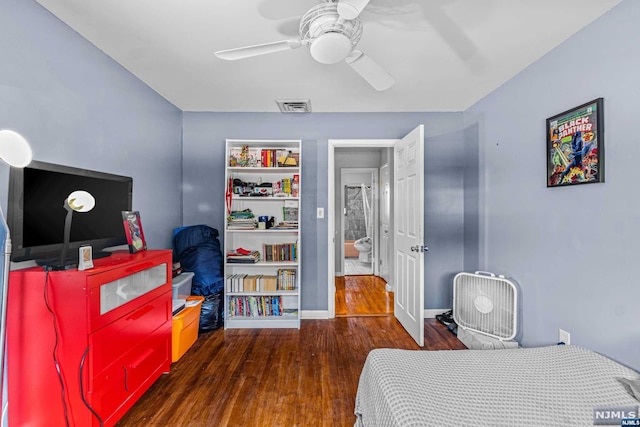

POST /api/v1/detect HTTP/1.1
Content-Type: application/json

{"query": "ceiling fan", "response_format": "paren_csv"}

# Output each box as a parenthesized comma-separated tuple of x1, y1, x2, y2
(214, 0, 394, 91)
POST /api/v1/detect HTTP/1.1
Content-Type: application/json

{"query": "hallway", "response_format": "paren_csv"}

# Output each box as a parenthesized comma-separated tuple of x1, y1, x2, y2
(335, 275, 393, 317)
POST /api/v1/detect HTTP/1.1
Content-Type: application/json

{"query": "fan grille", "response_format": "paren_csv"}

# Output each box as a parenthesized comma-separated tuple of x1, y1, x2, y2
(453, 273, 518, 340)
(299, 2, 362, 47)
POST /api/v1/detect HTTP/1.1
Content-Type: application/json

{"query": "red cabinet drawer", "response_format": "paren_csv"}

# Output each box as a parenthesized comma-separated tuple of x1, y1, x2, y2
(90, 292, 171, 375)
(88, 257, 171, 332)
(89, 323, 171, 426)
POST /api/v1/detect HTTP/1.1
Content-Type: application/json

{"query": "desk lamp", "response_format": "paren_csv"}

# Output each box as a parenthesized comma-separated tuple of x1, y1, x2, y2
(0, 130, 33, 414)
(45, 190, 95, 271)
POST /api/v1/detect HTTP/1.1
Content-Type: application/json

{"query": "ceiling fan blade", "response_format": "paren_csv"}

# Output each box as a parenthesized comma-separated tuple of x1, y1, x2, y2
(215, 40, 301, 61)
(337, 0, 371, 20)
(420, 3, 479, 63)
(345, 51, 394, 91)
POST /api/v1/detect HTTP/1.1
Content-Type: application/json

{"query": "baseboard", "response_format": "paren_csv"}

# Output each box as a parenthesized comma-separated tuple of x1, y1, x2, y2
(424, 308, 450, 319)
(301, 310, 330, 320)
(300, 310, 445, 320)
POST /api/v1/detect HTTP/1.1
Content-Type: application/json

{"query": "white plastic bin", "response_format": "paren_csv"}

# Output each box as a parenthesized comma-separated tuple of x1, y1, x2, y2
(172, 272, 195, 300)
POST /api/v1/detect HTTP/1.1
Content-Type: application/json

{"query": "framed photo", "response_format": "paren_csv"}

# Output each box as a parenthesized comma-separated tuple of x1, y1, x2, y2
(122, 210, 147, 253)
(547, 98, 604, 187)
(78, 245, 93, 271)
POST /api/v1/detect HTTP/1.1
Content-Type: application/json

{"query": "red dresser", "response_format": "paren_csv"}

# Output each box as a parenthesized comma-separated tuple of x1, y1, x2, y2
(7, 250, 173, 427)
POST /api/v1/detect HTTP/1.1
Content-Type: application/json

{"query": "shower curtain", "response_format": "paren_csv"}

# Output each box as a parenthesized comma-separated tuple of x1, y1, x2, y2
(344, 185, 372, 241)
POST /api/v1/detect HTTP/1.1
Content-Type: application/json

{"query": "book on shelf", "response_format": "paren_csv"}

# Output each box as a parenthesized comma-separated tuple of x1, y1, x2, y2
(282, 309, 299, 318)
(226, 274, 279, 292)
(274, 222, 298, 229)
(282, 177, 291, 195)
(227, 222, 256, 230)
(261, 149, 280, 168)
(228, 274, 247, 292)
(277, 268, 297, 290)
(292, 174, 299, 197)
(282, 199, 299, 222)
(228, 295, 284, 317)
(262, 242, 297, 262)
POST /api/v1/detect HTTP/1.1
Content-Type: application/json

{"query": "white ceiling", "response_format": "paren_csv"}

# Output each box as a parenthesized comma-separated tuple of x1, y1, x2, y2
(35, 0, 620, 112)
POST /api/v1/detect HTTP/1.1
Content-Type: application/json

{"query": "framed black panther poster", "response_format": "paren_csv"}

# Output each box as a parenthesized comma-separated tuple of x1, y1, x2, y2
(546, 98, 604, 187)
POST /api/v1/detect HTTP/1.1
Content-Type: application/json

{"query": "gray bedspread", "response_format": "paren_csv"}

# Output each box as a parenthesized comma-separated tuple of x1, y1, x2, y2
(354, 345, 639, 427)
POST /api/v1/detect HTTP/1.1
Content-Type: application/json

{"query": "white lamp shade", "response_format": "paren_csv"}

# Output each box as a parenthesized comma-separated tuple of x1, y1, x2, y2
(66, 191, 95, 212)
(0, 130, 33, 168)
(310, 33, 353, 64)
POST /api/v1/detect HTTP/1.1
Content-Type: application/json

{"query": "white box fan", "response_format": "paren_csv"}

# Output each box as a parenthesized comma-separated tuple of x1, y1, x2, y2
(453, 271, 520, 350)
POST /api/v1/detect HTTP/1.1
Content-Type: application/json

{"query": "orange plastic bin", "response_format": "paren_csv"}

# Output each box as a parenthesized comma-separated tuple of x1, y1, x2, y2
(172, 296, 204, 362)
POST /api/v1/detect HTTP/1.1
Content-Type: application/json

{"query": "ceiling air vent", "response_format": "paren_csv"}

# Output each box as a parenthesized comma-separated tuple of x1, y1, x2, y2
(275, 99, 312, 113)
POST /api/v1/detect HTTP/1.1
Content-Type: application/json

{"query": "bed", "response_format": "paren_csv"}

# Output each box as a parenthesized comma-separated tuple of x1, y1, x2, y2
(354, 345, 640, 427)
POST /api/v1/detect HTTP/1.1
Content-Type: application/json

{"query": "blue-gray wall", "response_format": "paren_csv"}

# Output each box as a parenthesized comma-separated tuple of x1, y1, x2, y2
(8, 0, 635, 371)
(1, 0, 183, 250)
(182, 113, 465, 311)
(464, 0, 639, 370)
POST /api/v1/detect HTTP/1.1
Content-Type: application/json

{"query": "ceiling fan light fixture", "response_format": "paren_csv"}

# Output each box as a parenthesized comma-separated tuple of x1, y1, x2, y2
(310, 32, 352, 64)
(215, 0, 390, 91)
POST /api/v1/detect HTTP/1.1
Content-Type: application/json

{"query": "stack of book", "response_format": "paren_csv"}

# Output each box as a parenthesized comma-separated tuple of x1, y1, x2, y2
(226, 248, 260, 263)
(227, 210, 256, 230)
(274, 222, 298, 229)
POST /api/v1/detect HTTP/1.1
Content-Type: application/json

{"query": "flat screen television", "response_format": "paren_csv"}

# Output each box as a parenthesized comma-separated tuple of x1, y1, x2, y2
(7, 160, 133, 263)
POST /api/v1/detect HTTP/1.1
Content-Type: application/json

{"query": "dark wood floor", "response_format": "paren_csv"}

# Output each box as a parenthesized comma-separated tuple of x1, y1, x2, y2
(335, 275, 393, 316)
(116, 317, 465, 427)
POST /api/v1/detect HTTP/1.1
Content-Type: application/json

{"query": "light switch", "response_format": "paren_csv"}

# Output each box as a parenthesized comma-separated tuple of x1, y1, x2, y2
(317, 207, 325, 219)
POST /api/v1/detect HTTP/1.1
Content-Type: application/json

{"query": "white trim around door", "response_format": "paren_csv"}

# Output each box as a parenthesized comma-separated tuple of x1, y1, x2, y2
(327, 139, 397, 319)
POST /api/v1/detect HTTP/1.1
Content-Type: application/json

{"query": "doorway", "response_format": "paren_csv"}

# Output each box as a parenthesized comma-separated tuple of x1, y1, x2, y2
(334, 152, 391, 317)
(327, 127, 426, 345)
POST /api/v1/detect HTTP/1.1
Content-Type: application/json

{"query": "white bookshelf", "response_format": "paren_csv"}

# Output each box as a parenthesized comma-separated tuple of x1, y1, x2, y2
(224, 139, 301, 329)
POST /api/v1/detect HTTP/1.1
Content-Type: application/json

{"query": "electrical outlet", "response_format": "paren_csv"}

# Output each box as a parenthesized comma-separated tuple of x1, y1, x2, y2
(559, 328, 571, 345)
(316, 207, 324, 219)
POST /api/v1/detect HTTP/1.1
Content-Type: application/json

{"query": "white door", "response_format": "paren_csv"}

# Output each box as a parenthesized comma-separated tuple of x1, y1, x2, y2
(394, 125, 425, 346)
(379, 163, 390, 282)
